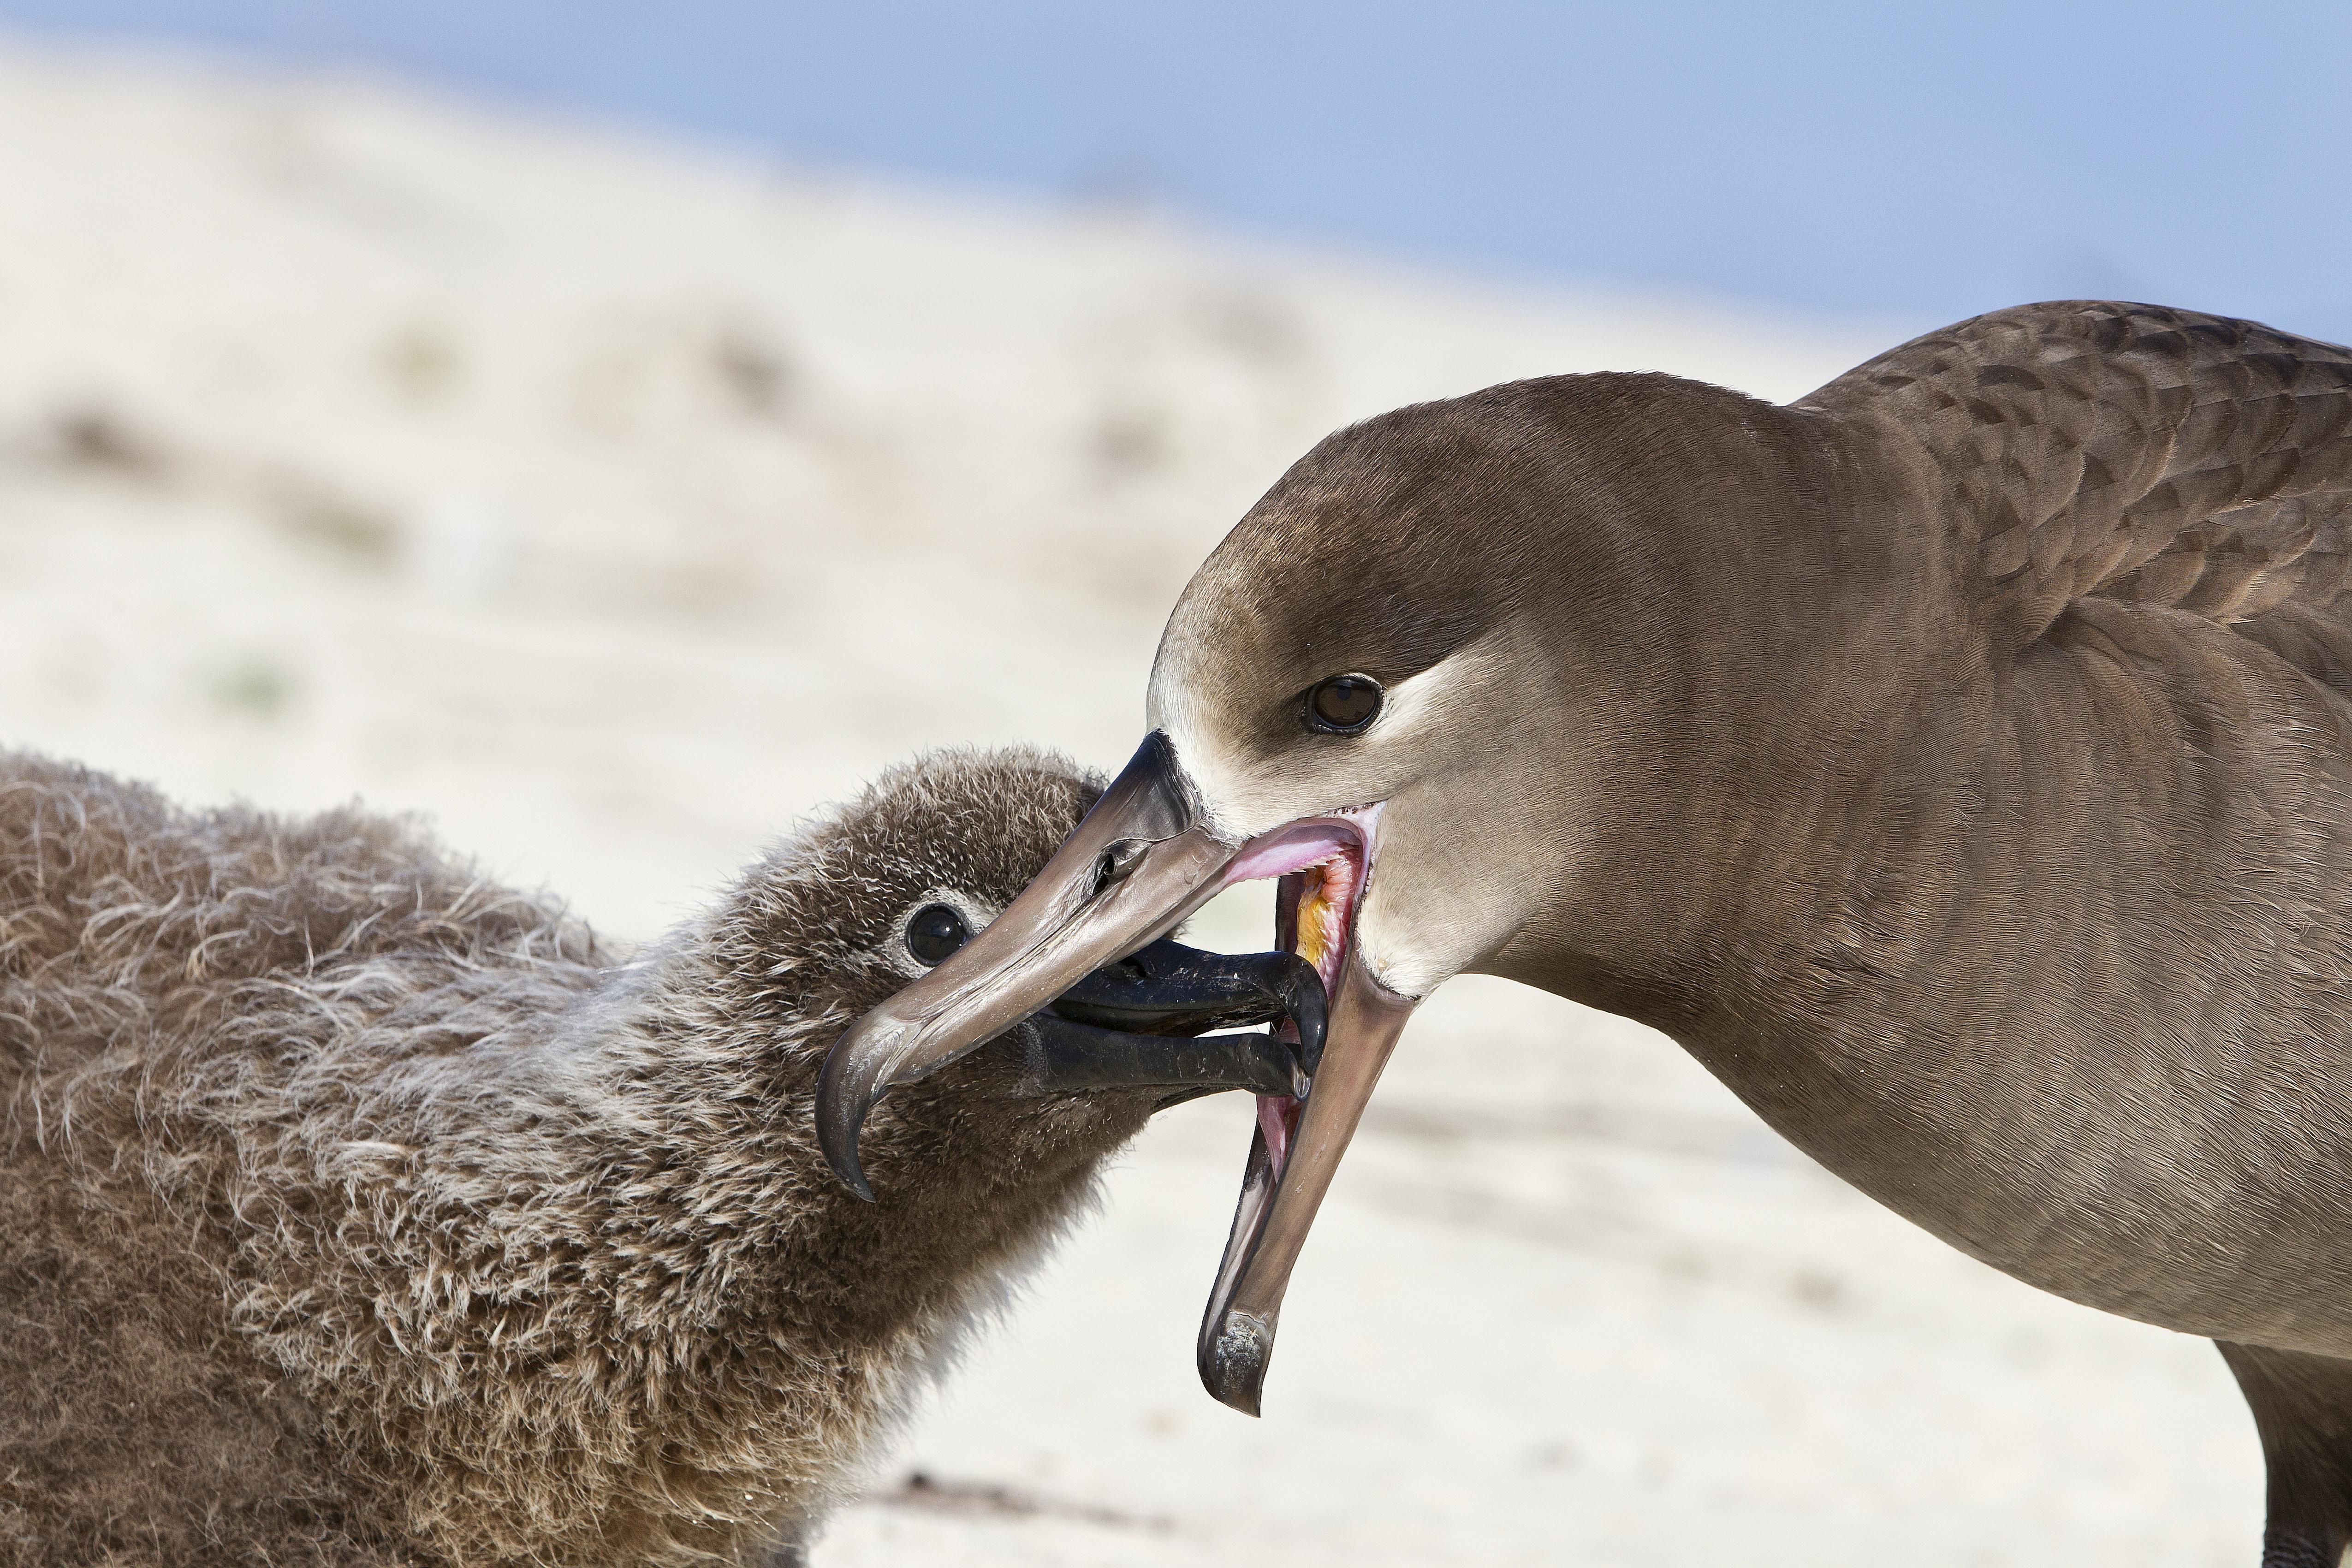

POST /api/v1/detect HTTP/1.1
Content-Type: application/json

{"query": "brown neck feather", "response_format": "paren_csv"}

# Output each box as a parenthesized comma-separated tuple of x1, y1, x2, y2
(1489, 403, 2352, 1359)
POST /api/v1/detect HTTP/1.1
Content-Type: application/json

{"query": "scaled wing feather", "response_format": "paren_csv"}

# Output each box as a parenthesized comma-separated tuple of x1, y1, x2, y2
(1801, 302, 2352, 686)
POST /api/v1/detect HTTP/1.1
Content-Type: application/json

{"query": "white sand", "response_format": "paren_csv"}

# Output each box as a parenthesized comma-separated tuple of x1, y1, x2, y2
(0, 42, 2259, 1564)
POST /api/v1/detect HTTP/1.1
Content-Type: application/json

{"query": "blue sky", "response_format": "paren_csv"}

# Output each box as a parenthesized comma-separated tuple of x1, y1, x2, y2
(5, 1, 2346, 344)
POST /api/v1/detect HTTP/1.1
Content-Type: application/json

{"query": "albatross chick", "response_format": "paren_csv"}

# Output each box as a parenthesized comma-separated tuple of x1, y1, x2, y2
(0, 747, 1317, 1567)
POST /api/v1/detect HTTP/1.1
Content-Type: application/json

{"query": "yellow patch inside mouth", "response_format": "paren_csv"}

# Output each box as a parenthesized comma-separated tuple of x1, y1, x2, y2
(1289, 854, 1361, 986)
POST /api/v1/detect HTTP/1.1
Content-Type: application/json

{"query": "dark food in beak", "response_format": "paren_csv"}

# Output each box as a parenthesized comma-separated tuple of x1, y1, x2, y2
(995, 938, 1327, 1106)
(1053, 940, 1328, 1066)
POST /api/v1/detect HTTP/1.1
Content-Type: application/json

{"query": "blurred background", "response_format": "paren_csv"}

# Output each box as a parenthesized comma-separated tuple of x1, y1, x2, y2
(0, 6, 2341, 1564)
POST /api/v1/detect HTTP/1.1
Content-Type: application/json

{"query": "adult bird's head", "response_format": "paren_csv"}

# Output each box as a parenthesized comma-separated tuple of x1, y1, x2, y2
(821, 370, 1890, 1413)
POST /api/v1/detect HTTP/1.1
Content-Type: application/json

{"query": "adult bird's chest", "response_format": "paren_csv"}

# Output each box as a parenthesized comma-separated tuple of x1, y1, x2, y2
(1666, 613, 2352, 1357)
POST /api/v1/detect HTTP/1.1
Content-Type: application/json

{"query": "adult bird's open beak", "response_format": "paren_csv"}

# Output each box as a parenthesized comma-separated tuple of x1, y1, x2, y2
(818, 729, 1419, 1420)
(817, 732, 1239, 1199)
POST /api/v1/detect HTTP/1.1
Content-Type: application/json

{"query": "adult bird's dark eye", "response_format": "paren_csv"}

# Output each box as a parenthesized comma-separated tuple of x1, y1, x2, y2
(904, 903, 970, 966)
(1307, 674, 1383, 734)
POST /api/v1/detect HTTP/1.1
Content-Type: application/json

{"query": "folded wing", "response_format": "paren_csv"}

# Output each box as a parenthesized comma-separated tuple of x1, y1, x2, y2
(1801, 301, 2352, 693)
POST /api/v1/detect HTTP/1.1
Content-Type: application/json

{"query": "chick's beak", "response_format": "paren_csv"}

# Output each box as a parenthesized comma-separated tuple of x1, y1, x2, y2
(817, 731, 1238, 1199)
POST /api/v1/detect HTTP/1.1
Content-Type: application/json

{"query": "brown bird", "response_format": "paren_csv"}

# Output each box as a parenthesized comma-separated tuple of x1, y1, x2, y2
(824, 301, 2352, 1566)
(0, 747, 1316, 1567)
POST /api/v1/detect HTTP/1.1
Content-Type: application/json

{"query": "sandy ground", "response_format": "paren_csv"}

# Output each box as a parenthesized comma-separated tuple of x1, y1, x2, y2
(0, 42, 2266, 1565)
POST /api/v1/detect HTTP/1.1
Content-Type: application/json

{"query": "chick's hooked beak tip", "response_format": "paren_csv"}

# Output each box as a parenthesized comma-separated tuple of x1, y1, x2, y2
(814, 1048, 883, 1202)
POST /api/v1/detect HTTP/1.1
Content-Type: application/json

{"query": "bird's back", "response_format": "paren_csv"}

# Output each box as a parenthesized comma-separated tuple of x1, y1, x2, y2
(0, 752, 606, 1063)
(1799, 300, 2352, 698)
(0, 753, 604, 1567)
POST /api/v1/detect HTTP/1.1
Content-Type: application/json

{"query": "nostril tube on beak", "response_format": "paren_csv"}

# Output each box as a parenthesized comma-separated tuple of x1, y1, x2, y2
(1096, 837, 1150, 892)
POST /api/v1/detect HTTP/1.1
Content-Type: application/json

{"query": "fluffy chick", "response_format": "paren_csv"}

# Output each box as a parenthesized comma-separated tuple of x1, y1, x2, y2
(0, 747, 1148, 1567)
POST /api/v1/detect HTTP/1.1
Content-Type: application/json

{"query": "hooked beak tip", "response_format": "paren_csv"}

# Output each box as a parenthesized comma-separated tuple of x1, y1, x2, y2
(815, 1043, 881, 1201)
(1198, 1309, 1274, 1417)
(836, 1159, 876, 1205)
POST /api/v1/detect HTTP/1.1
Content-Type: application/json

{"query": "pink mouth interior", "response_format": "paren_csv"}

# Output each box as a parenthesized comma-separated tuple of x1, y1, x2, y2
(1220, 821, 1370, 1182)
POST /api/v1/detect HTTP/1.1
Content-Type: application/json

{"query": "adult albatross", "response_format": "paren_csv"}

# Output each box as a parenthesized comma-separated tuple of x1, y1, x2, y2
(825, 300, 2352, 1563)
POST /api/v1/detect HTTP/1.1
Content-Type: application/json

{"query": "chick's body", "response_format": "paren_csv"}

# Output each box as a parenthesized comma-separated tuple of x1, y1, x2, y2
(0, 748, 1132, 1567)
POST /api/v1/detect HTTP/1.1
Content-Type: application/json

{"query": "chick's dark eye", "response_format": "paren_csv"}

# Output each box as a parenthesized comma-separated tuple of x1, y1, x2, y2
(904, 903, 970, 965)
(1306, 674, 1383, 734)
